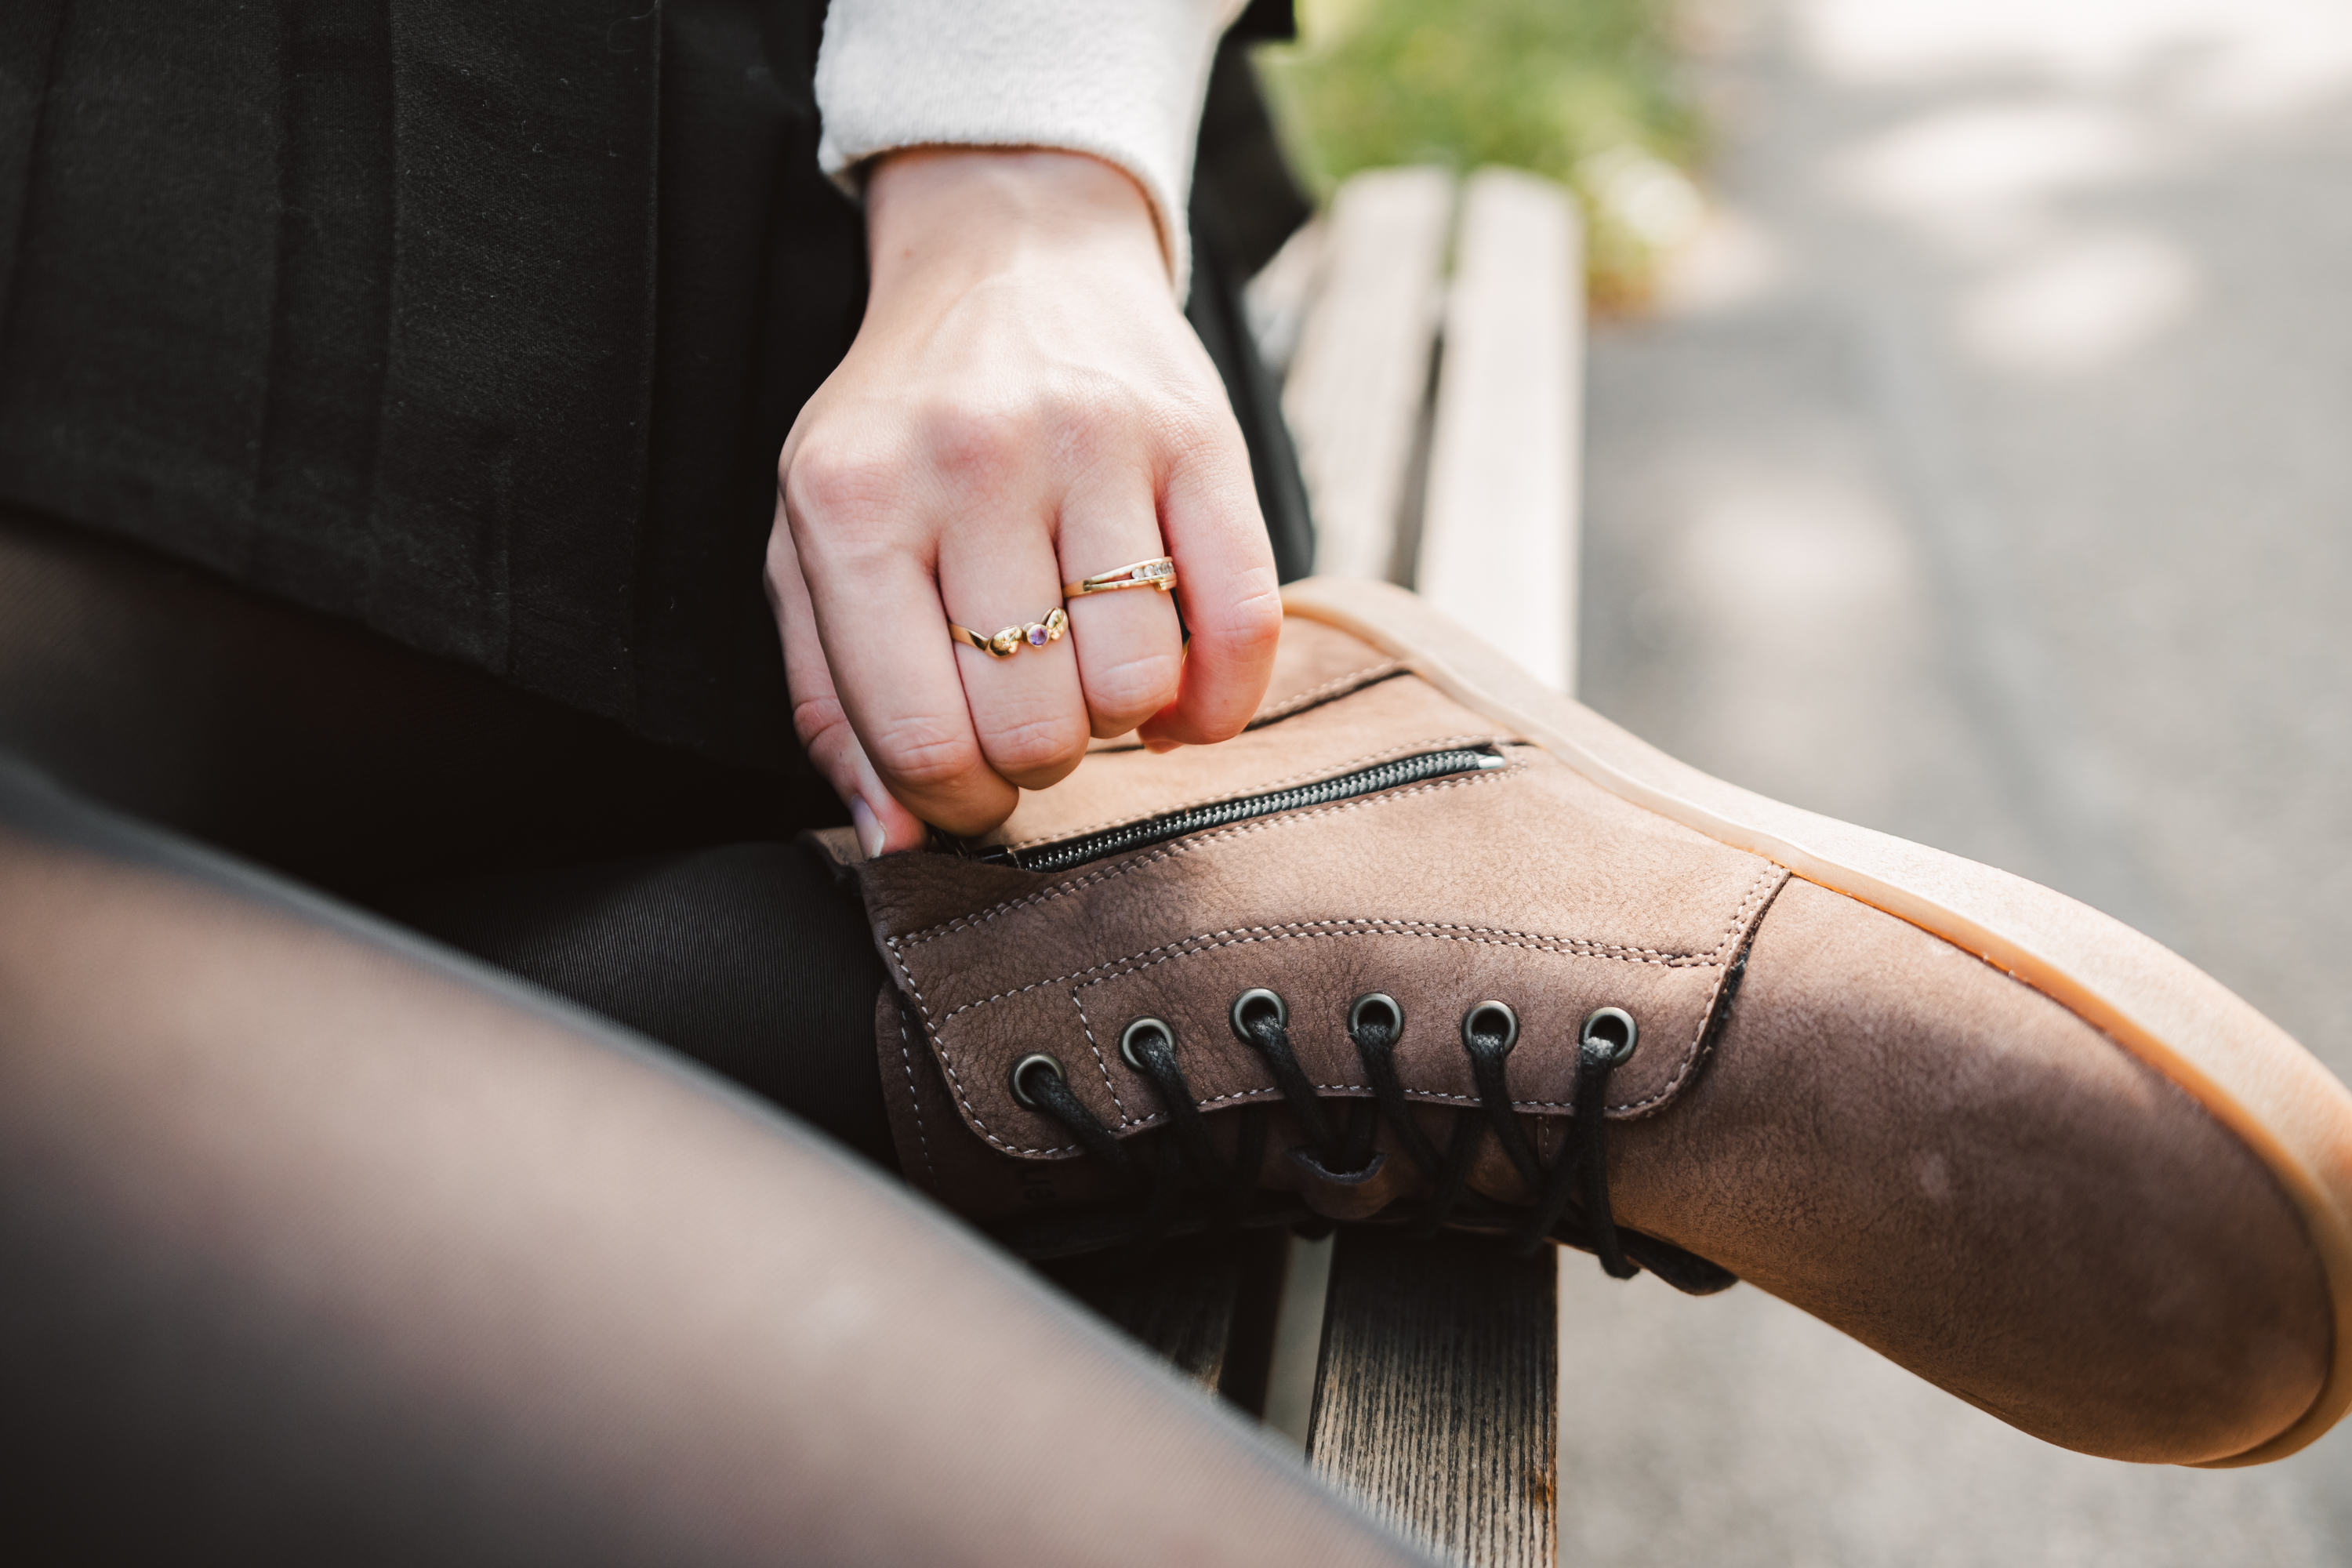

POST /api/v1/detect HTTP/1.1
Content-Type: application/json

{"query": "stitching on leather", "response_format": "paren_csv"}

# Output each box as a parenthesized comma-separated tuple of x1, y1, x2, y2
(1050, 920, 1722, 1123)
(1605, 866, 1788, 1117)
(1069, 992, 1130, 1121)
(884, 938, 1084, 1157)
(929, 916, 1736, 1029)
(888, 820, 1788, 1156)
(999, 731, 1504, 851)
(1073, 1076, 1613, 1139)
(906, 914, 1749, 1149)
(1701, 865, 1780, 969)
(894, 766, 1519, 949)
(895, 1004, 941, 1188)
(1243, 661, 1407, 728)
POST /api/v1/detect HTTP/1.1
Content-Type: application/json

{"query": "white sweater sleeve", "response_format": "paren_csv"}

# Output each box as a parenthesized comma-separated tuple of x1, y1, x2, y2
(815, 0, 1249, 298)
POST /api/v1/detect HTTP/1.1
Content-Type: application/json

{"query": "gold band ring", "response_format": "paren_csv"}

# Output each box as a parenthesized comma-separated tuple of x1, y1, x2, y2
(949, 606, 1069, 660)
(1063, 556, 1176, 597)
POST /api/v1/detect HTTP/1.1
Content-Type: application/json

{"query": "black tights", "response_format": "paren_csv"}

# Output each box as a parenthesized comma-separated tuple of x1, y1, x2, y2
(0, 511, 1428, 1564)
(0, 503, 894, 1159)
(386, 845, 895, 1168)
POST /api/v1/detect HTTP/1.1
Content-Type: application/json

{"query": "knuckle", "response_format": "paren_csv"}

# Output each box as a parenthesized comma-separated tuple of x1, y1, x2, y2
(1145, 381, 1233, 458)
(923, 403, 1034, 491)
(867, 717, 987, 793)
(784, 440, 899, 524)
(1156, 405, 1225, 460)
(1189, 587, 1284, 742)
(1220, 586, 1286, 661)
(982, 711, 1088, 778)
(1084, 650, 1184, 721)
(789, 693, 852, 753)
(1036, 375, 1131, 463)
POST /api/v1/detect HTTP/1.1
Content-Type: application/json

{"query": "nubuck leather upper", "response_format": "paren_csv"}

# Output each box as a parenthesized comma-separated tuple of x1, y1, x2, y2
(811, 578, 2352, 1469)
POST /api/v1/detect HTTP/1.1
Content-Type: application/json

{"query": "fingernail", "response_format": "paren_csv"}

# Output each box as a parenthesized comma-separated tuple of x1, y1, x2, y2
(851, 795, 887, 859)
(1143, 737, 1183, 755)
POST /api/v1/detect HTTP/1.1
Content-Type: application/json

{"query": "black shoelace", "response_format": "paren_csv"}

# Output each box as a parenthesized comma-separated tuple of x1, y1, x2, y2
(1008, 981, 1742, 1290)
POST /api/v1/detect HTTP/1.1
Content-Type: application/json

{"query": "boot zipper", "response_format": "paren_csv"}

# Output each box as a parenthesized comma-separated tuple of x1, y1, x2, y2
(970, 746, 1509, 873)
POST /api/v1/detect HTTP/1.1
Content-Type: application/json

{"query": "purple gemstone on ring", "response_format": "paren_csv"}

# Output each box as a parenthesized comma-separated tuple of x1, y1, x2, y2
(1025, 622, 1051, 647)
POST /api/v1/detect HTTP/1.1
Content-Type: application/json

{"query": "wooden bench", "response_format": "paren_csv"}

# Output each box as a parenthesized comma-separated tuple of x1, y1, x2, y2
(1045, 164, 1587, 1568)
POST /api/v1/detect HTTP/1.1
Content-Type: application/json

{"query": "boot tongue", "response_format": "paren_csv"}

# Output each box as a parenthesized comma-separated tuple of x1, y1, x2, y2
(1282, 1149, 1407, 1221)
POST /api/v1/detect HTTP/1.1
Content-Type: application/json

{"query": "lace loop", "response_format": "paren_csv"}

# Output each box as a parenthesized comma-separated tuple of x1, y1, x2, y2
(1012, 989, 1702, 1286)
(1012, 1054, 1133, 1181)
(1461, 1000, 1544, 1193)
(1231, 990, 1344, 1164)
(1347, 993, 1443, 1179)
(1119, 1018, 1230, 1192)
(1512, 1014, 1636, 1269)
(1410, 1107, 1493, 1240)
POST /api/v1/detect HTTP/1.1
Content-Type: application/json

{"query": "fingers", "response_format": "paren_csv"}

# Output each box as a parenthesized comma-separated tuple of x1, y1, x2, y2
(778, 399, 1275, 844)
(786, 411, 1112, 833)
(934, 496, 1091, 793)
(764, 495, 960, 852)
(793, 532, 1024, 839)
(780, 408, 1275, 848)
(1135, 411, 1283, 749)
(772, 226, 1279, 837)
(1056, 466, 1185, 739)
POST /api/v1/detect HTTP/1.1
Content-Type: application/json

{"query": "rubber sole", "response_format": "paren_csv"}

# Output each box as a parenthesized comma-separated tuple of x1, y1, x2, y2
(1285, 575, 2352, 1466)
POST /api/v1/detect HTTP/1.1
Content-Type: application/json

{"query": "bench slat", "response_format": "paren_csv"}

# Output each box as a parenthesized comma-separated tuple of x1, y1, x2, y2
(1076, 159, 1588, 1563)
(1043, 1232, 1286, 1408)
(1308, 1229, 1559, 1567)
(1416, 168, 1584, 693)
(1281, 167, 1455, 583)
(1298, 164, 1584, 1566)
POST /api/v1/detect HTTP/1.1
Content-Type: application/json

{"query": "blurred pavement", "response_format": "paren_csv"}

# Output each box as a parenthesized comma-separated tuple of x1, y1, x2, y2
(1565, 0, 2352, 1561)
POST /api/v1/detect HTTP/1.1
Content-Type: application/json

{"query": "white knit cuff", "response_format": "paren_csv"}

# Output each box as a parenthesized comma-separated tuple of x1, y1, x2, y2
(815, 0, 1247, 299)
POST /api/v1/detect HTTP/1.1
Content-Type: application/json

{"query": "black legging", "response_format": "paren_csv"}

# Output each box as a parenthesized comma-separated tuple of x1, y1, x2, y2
(0, 508, 1432, 1565)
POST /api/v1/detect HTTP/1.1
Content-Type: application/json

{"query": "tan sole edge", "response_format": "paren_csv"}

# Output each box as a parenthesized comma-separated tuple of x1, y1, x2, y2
(1285, 575, 2352, 1467)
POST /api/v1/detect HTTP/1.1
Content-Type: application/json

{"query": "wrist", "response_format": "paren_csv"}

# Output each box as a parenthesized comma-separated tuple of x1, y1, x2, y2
(863, 148, 1171, 299)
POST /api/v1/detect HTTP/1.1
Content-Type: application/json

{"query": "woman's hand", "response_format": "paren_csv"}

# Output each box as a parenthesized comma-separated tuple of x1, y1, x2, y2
(768, 147, 1281, 856)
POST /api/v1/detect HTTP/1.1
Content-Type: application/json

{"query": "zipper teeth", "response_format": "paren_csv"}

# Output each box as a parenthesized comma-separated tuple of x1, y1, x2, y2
(985, 747, 1504, 873)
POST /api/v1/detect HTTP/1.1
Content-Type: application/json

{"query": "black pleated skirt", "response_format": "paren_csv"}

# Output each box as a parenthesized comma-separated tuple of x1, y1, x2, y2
(0, 0, 1308, 772)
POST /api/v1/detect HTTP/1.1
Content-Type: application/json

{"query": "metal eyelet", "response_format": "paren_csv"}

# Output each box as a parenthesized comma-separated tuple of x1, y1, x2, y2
(1229, 987, 1289, 1042)
(1581, 1006, 1639, 1066)
(1461, 1000, 1519, 1054)
(1009, 1052, 1066, 1109)
(1119, 1017, 1174, 1073)
(1348, 992, 1403, 1040)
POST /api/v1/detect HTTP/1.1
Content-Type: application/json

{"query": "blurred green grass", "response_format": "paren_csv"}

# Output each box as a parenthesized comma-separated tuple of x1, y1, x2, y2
(1255, 0, 1704, 306)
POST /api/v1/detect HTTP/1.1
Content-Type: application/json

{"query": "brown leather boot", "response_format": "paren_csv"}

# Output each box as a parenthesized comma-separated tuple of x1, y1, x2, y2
(814, 578, 2352, 1468)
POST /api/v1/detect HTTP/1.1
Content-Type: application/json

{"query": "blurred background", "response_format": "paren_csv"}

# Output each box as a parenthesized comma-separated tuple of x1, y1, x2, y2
(1260, 0, 2352, 1561)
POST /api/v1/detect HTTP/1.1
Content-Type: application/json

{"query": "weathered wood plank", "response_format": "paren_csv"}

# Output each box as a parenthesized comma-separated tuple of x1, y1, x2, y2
(1415, 167, 1584, 694)
(1281, 166, 1455, 583)
(1308, 1229, 1559, 1567)
(1298, 165, 1583, 1567)
(1041, 1231, 1286, 1409)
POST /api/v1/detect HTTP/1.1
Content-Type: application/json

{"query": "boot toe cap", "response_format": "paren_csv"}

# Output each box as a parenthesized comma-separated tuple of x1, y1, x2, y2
(1617, 876, 2333, 1465)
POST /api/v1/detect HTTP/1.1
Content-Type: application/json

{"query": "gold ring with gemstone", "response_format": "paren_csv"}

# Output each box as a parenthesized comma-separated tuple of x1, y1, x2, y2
(949, 606, 1068, 659)
(1063, 557, 1176, 597)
